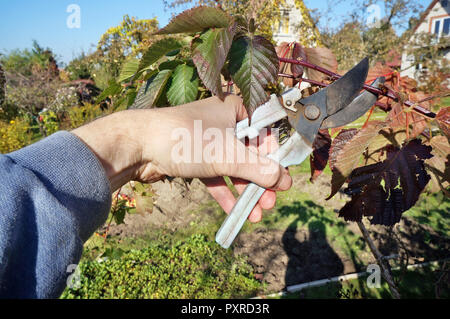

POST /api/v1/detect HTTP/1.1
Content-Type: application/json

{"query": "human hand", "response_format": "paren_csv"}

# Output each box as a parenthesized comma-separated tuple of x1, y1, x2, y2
(72, 95, 292, 222)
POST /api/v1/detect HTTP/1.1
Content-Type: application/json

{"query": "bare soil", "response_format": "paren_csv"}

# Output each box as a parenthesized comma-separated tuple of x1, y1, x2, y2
(105, 173, 450, 294)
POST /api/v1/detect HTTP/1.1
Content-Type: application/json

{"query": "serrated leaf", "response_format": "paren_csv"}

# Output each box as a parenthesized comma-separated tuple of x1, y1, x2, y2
(156, 6, 231, 35)
(388, 93, 430, 139)
(276, 42, 337, 85)
(118, 58, 140, 83)
(159, 59, 183, 71)
(310, 129, 331, 182)
(131, 69, 172, 109)
(436, 106, 450, 139)
(126, 89, 137, 108)
(139, 38, 183, 71)
(95, 80, 122, 103)
(328, 128, 358, 170)
(167, 64, 199, 106)
(192, 25, 236, 99)
(339, 139, 432, 226)
(228, 35, 279, 118)
(328, 122, 387, 199)
(113, 200, 128, 225)
(276, 42, 307, 87)
(425, 135, 450, 194)
(304, 47, 338, 81)
(365, 127, 407, 164)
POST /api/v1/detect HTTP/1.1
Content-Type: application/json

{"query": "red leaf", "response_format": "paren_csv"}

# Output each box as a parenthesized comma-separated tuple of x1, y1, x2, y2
(276, 42, 306, 87)
(329, 128, 358, 170)
(388, 91, 430, 139)
(304, 47, 338, 81)
(425, 136, 450, 195)
(291, 43, 307, 79)
(310, 129, 331, 182)
(276, 42, 337, 85)
(339, 139, 432, 226)
(327, 122, 387, 200)
(367, 62, 395, 85)
(436, 106, 450, 139)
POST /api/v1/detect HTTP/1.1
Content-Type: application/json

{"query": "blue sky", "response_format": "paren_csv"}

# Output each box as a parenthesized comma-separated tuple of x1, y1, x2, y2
(0, 0, 431, 65)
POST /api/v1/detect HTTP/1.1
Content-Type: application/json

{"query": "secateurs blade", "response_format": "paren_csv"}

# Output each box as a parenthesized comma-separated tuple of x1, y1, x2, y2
(216, 57, 383, 249)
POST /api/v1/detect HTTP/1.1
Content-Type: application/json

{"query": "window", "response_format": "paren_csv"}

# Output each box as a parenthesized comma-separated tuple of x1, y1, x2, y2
(442, 0, 448, 7)
(435, 20, 441, 35)
(278, 10, 290, 34)
(433, 17, 450, 37)
(444, 18, 450, 35)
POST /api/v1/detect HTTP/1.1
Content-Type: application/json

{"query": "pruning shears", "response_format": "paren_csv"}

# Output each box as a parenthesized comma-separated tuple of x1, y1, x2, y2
(216, 57, 386, 249)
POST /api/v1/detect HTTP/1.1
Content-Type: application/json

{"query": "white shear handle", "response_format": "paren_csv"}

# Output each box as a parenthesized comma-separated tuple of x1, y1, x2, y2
(215, 132, 313, 248)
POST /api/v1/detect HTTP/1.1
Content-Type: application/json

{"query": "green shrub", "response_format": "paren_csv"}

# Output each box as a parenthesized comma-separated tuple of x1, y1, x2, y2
(61, 234, 261, 299)
(0, 118, 32, 153)
(40, 110, 60, 136)
(67, 103, 106, 129)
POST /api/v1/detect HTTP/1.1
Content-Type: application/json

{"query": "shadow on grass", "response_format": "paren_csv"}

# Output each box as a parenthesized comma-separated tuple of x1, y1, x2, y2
(277, 200, 345, 289)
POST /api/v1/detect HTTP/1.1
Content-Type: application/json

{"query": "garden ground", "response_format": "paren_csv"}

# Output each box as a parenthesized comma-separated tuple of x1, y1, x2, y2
(68, 159, 449, 298)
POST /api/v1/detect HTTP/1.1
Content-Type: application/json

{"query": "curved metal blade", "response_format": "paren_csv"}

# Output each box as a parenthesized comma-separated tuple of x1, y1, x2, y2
(321, 77, 385, 129)
(326, 57, 369, 116)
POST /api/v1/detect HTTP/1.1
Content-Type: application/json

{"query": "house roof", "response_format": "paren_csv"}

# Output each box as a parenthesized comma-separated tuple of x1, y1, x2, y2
(412, 0, 439, 33)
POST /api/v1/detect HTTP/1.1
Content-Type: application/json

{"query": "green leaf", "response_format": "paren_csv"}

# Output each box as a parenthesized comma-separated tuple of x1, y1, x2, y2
(118, 58, 140, 83)
(167, 64, 199, 106)
(139, 38, 183, 71)
(95, 80, 122, 103)
(156, 6, 231, 35)
(131, 69, 172, 109)
(126, 89, 138, 108)
(228, 35, 279, 117)
(159, 59, 184, 71)
(166, 49, 181, 57)
(192, 24, 236, 99)
(113, 200, 128, 225)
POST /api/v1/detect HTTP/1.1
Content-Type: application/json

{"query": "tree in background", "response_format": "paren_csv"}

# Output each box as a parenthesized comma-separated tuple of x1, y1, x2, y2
(319, 0, 423, 70)
(91, 14, 159, 88)
(0, 42, 61, 135)
(0, 64, 5, 107)
(65, 52, 95, 81)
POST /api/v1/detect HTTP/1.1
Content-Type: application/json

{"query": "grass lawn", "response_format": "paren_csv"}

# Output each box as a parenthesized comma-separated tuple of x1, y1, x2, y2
(66, 150, 449, 299)
(277, 262, 449, 299)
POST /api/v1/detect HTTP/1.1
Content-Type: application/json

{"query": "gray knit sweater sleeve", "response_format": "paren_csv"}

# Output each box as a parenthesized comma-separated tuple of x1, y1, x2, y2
(0, 131, 112, 298)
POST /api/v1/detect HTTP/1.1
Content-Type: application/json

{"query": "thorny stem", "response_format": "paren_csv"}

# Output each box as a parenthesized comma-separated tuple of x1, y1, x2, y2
(278, 57, 436, 119)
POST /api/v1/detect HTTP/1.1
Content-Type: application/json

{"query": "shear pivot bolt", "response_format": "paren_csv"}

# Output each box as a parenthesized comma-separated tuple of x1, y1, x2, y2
(304, 104, 320, 120)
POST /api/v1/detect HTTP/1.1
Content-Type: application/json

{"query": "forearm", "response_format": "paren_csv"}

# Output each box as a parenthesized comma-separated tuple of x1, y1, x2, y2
(72, 110, 145, 191)
(71, 108, 175, 191)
